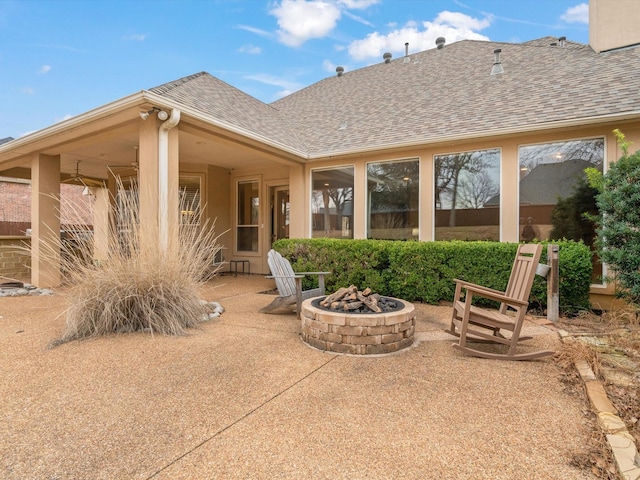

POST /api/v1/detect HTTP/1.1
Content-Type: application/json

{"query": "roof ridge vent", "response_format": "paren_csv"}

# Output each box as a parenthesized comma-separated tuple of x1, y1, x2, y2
(336, 66, 344, 77)
(491, 48, 504, 75)
(383, 52, 392, 63)
(436, 37, 445, 49)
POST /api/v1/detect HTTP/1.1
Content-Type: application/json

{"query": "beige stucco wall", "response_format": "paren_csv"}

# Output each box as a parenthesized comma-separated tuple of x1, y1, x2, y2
(590, 0, 640, 52)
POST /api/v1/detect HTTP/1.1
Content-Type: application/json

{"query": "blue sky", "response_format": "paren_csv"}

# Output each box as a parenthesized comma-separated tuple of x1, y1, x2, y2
(1, 0, 589, 138)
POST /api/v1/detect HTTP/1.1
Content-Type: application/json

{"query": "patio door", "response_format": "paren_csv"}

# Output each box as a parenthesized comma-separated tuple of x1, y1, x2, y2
(271, 186, 290, 246)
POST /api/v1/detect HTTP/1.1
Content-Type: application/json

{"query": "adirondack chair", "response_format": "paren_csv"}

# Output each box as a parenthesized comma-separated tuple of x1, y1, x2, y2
(445, 243, 554, 360)
(260, 249, 330, 318)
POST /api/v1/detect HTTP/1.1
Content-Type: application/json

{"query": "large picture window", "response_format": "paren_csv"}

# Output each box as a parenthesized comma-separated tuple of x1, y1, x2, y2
(434, 148, 500, 241)
(237, 180, 259, 252)
(519, 138, 604, 281)
(311, 167, 354, 238)
(367, 159, 419, 240)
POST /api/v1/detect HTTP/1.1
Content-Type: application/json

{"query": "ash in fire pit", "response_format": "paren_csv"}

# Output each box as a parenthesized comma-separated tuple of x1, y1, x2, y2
(313, 285, 403, 314)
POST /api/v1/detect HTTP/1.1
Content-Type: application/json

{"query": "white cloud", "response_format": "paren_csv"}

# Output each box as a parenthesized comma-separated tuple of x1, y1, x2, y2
(38, 65, 51, 74)
(561, 3, 589, 24)
(348, 10, 491, 61)
(238, 44, 262, 54)
(338, 0, 378, 8)
(270, 0, 342, 47)
(19, 86, 35, 94)
(245, 72, 303, 98)
(122, 33, 148, 41)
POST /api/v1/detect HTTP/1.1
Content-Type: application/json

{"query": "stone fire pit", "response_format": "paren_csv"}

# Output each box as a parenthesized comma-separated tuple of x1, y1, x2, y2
(300, 290, 415, 355)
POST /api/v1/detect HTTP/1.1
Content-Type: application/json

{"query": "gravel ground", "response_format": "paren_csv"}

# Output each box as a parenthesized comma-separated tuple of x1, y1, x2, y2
(1, 275, 598, 479)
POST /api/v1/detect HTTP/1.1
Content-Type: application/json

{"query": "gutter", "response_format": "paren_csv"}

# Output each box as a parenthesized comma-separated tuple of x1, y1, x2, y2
(158, 108, 180, 254)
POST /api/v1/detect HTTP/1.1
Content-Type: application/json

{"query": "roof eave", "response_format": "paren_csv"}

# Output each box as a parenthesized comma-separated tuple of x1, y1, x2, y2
(0, 90, 309, 164)
(143, 91, 309, 161)
(0, 92, 149, 160)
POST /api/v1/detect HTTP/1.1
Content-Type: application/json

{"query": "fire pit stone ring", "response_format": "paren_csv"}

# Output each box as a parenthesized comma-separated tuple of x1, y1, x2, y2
(301, 296, 415, 355)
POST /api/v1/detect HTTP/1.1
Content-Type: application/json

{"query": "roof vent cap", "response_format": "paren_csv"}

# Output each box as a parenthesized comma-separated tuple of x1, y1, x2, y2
(383, 52, 392, 63)
(336, 66, 344, 77)
(490, 48, 504, 75)
(558, 36, 566, 47)
(436, 37, 446, 49)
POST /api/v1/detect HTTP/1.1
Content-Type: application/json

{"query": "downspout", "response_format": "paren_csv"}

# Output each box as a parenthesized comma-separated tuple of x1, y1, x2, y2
(158, 108, 181, 254)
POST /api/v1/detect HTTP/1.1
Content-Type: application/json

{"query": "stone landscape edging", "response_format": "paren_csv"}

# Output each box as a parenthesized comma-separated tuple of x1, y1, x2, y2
(558, 329, 640, 480)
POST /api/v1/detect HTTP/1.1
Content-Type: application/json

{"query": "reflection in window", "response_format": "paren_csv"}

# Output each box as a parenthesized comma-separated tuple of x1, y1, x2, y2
(311, 167, 354, 238)
(237, 181, 259, 252)
(367, 159, 419, 240)
(519, 138, 604, 282)
(434, 148, 500, 241)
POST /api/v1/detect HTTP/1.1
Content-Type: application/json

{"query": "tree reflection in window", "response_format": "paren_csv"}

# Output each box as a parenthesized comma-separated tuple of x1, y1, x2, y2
(435, 148, 500, 241)
(367, 159, 419, 240)
(518, 138, 604, 282)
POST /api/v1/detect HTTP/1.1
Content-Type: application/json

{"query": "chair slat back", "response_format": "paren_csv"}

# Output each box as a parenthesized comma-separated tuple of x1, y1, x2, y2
(267, 250, 297, 297)
(504, 243, 543, 304)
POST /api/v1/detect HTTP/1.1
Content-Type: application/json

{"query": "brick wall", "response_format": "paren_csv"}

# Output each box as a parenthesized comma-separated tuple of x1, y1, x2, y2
(0, 180, 94, 234)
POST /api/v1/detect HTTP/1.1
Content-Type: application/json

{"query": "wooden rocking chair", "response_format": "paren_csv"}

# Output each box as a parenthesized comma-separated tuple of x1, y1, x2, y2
(445, 243, 554, 360)
(260, 249, 330, 318)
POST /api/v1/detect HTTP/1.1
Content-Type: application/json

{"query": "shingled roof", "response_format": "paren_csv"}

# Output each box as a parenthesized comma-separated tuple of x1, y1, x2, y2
(149, 37, 640, 158)
(148, 72, 308, 153)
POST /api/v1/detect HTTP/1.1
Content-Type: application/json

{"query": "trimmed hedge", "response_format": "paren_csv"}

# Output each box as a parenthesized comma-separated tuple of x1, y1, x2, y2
(272, 238, 592, 314)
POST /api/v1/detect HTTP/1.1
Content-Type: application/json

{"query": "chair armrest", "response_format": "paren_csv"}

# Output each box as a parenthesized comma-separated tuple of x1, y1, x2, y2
(266, 274, 304, 279)
(461, 283, 529, 307)
(453, 279, 505, 298)
(296, 271, 331, 276)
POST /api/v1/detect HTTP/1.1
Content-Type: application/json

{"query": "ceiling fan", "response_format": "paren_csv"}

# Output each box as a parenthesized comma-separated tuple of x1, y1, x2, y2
(62, 161, 105, 187)
(109, 146, 139, 174)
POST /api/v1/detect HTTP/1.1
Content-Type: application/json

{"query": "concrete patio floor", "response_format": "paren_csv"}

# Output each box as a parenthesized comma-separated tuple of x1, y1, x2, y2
(1, 274, 599, 479)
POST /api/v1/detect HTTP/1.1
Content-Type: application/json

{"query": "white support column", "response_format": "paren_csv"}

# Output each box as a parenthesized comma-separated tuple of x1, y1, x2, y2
(31, 154, 61, 288)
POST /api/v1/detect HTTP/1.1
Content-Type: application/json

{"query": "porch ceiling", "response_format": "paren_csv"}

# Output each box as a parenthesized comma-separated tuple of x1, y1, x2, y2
(0, 121, 290, 181)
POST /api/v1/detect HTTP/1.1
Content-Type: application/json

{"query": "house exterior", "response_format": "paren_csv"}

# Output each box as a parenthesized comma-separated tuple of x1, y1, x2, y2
(1, 0, 639, 307)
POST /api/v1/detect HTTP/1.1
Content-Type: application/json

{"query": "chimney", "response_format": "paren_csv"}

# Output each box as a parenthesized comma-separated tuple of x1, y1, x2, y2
(436, 37, 445, 49)
(336, 66, 344, 77)
(490, 48, 504, 75)
(383, 52, 392, 63)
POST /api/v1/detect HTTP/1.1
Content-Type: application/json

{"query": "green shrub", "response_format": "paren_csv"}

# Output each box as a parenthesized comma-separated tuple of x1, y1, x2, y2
(593, 131, 640, 307)
(273, 238, 592, 314)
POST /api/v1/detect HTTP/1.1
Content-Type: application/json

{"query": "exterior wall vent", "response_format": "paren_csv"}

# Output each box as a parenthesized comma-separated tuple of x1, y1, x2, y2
(383, 52, 392, 63)
(436, 37, 445, 49)
(336, 66, 344, 77)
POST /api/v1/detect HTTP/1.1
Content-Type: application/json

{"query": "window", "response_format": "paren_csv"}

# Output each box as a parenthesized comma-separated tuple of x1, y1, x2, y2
(367, 159, 419, 240)
(237, 180, 259, 252)
(434, 148, 500, 241)
(519, 138, 604, 282)
(179, 175, 201, 226)
(311, 167, 354, 238)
